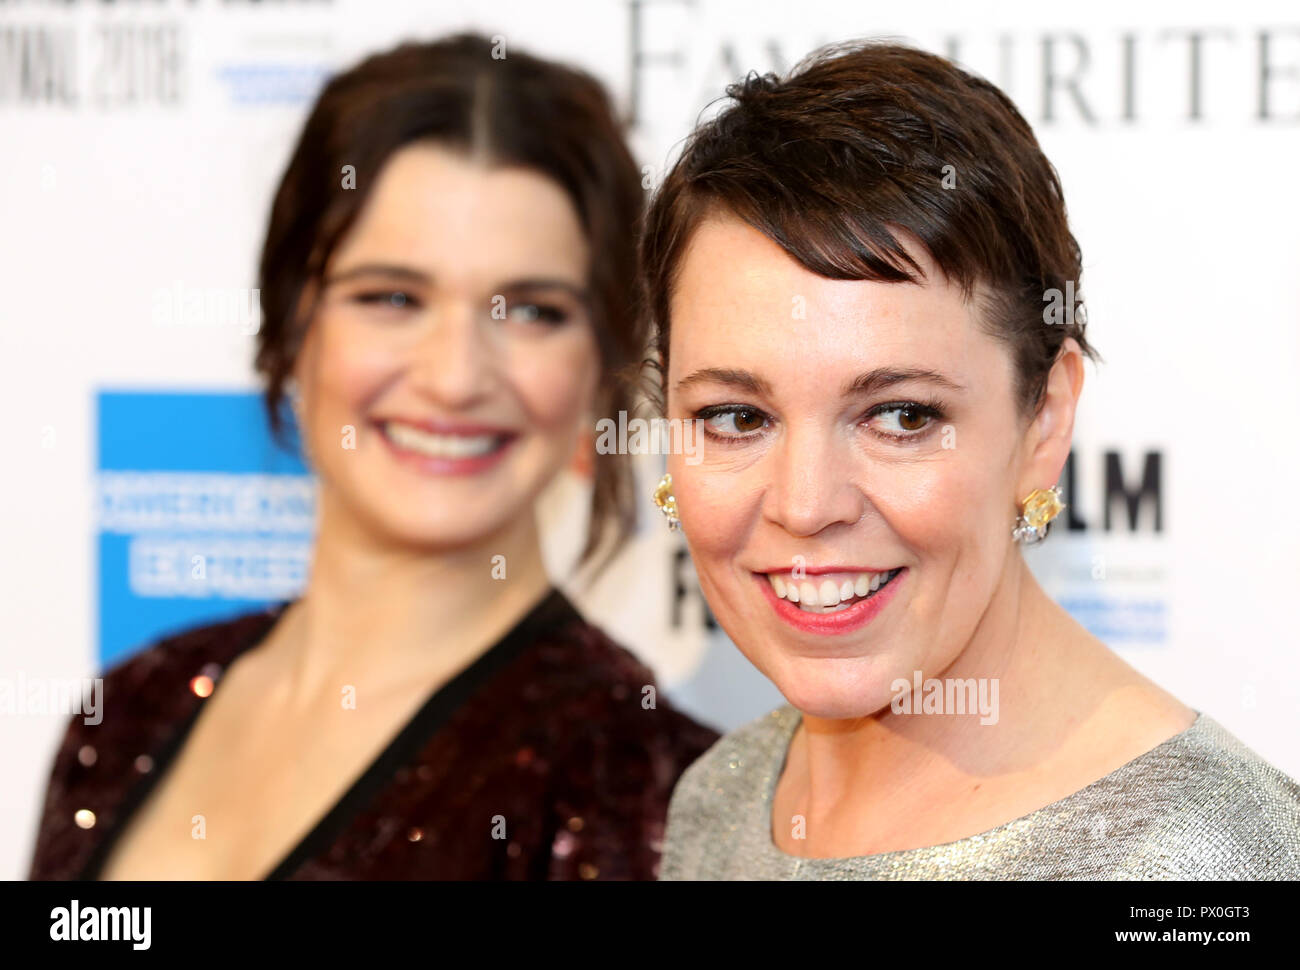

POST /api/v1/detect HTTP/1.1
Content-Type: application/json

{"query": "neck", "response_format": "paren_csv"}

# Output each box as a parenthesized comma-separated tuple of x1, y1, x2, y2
(268, 486, 554, 704)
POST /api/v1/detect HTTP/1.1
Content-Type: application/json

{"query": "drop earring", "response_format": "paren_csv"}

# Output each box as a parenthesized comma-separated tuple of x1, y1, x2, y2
(652, 473, 680, 531)
(1012, 484, 1064, 544)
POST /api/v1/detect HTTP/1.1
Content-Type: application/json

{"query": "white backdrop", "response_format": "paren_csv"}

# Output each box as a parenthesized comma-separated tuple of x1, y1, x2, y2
(3, 0, 1299, 879)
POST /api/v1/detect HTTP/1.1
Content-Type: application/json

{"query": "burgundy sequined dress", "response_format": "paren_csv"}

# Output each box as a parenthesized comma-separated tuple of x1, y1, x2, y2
(28, 588, 720, 880)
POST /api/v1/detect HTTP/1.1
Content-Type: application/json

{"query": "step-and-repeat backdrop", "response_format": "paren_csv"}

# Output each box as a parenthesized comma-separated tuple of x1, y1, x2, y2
(3, 0, 1298, 877)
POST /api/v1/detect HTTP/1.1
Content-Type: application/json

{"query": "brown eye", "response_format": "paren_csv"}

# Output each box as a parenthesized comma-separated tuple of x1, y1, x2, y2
(870, 403, 939, 439)
(700, 406, 769, 438)
(898, 407, 928, 431)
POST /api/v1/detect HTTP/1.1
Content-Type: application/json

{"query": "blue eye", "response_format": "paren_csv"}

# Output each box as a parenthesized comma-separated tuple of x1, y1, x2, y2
(507, 302, 569, 325)
(355, 291, 416, 309)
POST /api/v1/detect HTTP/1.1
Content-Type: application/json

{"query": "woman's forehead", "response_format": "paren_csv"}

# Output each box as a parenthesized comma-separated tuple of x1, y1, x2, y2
(329, 143, 590, 287)
(666, 216, 1000, 390)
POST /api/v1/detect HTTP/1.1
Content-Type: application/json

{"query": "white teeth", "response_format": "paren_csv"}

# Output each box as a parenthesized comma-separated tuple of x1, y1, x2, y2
(385, 422, 501, 458)
(767, 568, 899, 612)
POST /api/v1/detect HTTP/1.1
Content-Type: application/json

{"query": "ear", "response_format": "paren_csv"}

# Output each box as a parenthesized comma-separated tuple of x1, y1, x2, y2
(1017, 337, 1085, 497)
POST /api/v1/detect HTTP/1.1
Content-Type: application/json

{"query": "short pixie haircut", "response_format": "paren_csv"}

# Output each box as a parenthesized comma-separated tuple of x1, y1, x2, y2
(256, 33, 642, 568)
(640, 40, 1101, 418)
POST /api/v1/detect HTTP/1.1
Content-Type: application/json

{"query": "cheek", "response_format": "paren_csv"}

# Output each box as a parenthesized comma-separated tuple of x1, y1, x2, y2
(669, 456, 758, 561)
(308, 320, 402, 419)
(874, 464, 979, 551)
(873, 454, 1014, 610)
(505, 331, 599, 429)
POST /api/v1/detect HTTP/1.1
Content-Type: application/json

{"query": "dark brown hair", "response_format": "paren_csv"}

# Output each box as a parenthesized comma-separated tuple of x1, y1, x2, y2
(640, 39, 1101, 418)
(256, 33, 642, 569)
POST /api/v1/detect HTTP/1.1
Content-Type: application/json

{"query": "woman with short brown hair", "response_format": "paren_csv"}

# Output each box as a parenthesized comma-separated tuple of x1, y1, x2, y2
(647, 40, 1300, 879)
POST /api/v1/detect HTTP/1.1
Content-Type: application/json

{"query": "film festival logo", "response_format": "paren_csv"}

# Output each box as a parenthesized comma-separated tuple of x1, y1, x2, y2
(595, 412, 704, 464)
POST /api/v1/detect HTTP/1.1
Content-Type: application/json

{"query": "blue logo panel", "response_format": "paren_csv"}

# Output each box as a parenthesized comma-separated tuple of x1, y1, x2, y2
(96, 391, 314, 669)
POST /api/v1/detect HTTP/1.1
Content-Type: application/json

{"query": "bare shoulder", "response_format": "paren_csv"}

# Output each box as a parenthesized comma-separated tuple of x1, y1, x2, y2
(1088, 684, 1198, 765)
(1064, 627, 1199, 765)
(1063, 638, 1300, 878)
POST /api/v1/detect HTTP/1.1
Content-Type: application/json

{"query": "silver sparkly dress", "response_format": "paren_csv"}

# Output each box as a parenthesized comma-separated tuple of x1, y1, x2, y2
(660, 706, 1300, 879)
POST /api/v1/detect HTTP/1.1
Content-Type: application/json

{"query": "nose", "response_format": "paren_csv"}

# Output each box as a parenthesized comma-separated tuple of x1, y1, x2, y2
(762, 422, 868, 537)
(408, 298, 496, 408)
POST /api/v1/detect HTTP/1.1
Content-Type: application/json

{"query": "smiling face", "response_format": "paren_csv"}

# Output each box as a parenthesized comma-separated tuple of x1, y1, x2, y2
(292, 141, 599, 551)
(666, 212, 1058, 720)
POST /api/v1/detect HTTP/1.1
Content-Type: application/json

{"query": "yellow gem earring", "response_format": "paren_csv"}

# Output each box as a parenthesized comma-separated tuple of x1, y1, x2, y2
(1012, 484, 1064, 545)
(652, 473, 680, 532)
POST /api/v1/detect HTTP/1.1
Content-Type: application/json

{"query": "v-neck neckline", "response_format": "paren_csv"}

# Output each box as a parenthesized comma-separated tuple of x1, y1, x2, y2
(81, 586, 580, 881)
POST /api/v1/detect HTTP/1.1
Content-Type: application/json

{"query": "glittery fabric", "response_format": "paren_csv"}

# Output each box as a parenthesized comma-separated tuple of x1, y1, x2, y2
(660, 705, 1300, 880)
(28, 590, 720, 880)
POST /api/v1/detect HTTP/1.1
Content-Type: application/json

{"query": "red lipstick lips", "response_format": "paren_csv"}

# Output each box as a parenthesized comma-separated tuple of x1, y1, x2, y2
(756, 567, 906, 635)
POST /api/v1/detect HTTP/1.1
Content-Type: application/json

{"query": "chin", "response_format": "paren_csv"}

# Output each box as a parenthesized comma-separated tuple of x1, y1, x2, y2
(763, 651, 901, 721)
(347, 494, 510, 550)
(360, 466, 530, 536)
(398, 513, 513, 551)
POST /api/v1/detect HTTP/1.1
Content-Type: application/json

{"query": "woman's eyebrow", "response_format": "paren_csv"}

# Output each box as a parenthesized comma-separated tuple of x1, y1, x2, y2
(321, 269, 591, 308)
(323, 263, 431, 286)
(675, 366, 964, 397)
(675, 368, 772, 395)
(496, 278, 592, 306)
(844, 367, 966, 396)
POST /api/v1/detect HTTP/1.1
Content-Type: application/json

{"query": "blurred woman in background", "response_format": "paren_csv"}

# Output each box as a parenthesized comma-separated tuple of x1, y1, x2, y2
(29, 33, 717, 881)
